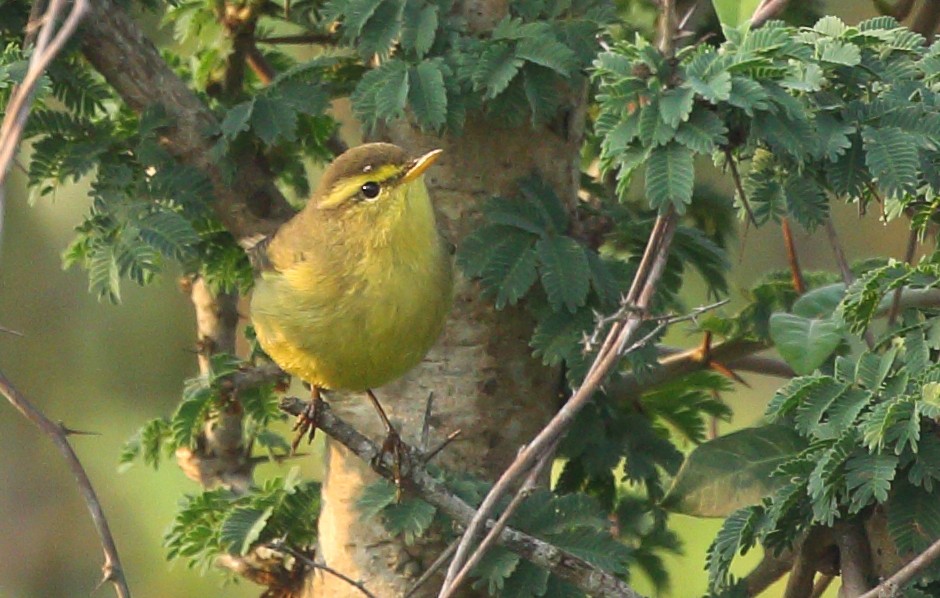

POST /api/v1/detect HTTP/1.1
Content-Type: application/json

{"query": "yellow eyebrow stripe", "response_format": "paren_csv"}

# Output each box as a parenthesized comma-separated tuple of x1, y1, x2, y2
(316, 164, 402, 209)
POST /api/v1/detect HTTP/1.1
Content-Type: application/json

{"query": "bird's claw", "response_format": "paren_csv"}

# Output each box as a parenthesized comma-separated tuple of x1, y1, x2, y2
(290, 392, 324, 454)
(373, 428, 407, 501)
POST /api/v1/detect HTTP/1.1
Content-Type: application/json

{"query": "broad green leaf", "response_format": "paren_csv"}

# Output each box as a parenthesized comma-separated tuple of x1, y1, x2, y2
(88, 242, 121, 303)
(792, 283, 846, 319)
(381, 498, 436, 544)
(472, 547, 520, 594)
(769, 313, 843, 374)
(845, 452, 897, 513)
(530, 309, 593, 366)
(138, 210, 200, 260)
(663, 424, 807, 517)
(456, 225, 522, 277)
(536, 235, 590, 312)
(517, 174, 568, 233)
(357, 0, 404, 57)
(501, 560, 550, 598)
(711, 0, 762, 27)
(645, 142, 694, 212)
(888, 479, 940, 555)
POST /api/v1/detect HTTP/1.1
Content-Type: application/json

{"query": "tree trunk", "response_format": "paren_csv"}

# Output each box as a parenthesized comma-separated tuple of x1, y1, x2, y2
(308, 101, 586, 596)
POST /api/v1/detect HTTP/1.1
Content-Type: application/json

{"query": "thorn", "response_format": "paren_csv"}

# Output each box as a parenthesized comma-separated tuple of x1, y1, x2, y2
(709, 361, 750, 388)
(59, 423, 101, 436)
(423, 429, 462, 464)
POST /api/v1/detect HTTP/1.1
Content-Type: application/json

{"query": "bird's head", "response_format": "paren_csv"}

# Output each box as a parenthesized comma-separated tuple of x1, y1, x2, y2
(313, 143, 443, 218)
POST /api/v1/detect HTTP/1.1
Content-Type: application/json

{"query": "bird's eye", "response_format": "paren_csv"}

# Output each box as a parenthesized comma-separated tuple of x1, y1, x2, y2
(361, 181, 381, 199)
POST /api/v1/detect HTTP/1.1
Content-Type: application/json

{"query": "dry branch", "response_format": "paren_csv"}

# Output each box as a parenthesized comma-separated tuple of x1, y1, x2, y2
(279, 396, 645, 598)
(0, 369, 131, 598)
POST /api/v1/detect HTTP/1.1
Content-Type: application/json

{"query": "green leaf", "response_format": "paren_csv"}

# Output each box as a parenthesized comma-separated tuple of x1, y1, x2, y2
(515, 35, 577, 75)
(769, 313, 843, 375)
(863, 126, 919, 199)
(88, 242, 121, 304)
(706, 505, 764, 592)
(472, 547, 520, 594)
(382, 498, 436, 544)
(783, 174, 828, 231)
(501, 560, 550, 598)
(711, 0, 762, 27)
(402, 3, 438, 58)
(357, 0, 404, 57)
(474, 43, 524, 99)
(845, 452, 897, 513)
(138, 210, 200, 260)
(251, 96, 298, 144)
(817, 39, 861, 66)
(220, 506, 273, 555)
(674, 108, 728, 153)
(409, 60, 447, 131)
(536, 236, 591, 312)
(645, 142, 695, 213)
(663, 424, 807, 517)
(792, 283, 846, 319)
(659, 87, 695, 128)
(481, 234, 539, 309)
(220, 102, 253, 140)
(375, 60, 410, 121)
(340, 0, 385, 37)
(517, 174, 569, 233)
(888, 479, 940, 555)
(530, 309, 593, 366)
(549, 527, 631, 574)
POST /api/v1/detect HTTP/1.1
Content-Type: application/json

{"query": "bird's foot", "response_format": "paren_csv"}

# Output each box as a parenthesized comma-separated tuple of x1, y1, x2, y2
(290, 388, 324, 454)
(373, 427, 407, 501)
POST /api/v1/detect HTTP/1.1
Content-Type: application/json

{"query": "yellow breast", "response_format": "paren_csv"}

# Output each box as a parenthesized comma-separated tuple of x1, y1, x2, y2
(249, 179, 452, 392)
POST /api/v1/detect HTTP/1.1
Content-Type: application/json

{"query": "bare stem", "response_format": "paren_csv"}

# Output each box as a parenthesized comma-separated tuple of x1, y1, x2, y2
(0, 369, 131, 598)
(888, 227, 918, 326)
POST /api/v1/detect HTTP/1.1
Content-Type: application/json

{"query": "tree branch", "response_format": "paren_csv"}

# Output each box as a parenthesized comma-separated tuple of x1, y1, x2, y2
(0, 369, 131, 598)
(77, 0, 294, 242)
(836, 522, 873, 596)
(911, 0, 940, 40)
(858, 536, 940, 598)
(279, 397, 645, 598)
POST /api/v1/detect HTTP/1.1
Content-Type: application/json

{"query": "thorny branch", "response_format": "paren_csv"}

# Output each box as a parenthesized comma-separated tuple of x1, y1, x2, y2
(278, 397, 645, 598)
(0, 369, 131, 598)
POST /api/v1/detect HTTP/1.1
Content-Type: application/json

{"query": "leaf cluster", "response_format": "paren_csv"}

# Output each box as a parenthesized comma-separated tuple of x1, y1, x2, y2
(164, 468, 320, 573)
(594, 17, 940, 231)
(677, 259, 940, 594)
(120, 353, 289, 470)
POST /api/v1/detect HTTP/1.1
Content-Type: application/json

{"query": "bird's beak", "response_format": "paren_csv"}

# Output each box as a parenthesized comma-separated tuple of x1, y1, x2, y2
(402, 149, 443, 184)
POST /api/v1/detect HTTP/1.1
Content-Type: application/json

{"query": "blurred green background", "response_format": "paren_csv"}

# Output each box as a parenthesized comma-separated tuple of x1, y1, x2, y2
(0, 1, 915, 597)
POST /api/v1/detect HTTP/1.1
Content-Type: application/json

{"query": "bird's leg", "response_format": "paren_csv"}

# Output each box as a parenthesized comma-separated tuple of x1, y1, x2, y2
(291, 385, 324, 454)
(366, 389, 406, 497)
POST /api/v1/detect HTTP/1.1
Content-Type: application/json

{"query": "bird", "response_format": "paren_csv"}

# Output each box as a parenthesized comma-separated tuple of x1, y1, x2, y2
(248, 142, 453, 461)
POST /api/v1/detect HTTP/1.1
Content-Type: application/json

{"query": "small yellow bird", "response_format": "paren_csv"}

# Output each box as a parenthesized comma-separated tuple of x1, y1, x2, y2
(248, 143, 452, 449)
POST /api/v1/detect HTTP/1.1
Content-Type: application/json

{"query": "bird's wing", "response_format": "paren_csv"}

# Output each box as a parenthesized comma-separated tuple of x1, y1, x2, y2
(240, 233, 276, 273)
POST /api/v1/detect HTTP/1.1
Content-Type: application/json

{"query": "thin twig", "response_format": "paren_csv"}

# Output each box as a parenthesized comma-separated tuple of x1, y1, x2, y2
(888, 226, 918, 326)
(278, 397, 642, 597)
(0, 369, 131, 598)
(403, 540, 459, 598)
(441, 459, 546, 598)
(266, 541, 377, 598)
(858, 536, 940, 598)
(780, 218, 806, 295)
(751, 0, 791, 27)
(726, 149, 758, 228)
(824, 218, 854, 286)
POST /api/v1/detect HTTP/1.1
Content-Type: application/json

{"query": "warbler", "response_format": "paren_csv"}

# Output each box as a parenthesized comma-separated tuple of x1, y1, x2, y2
(248, 143, 452, 449)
